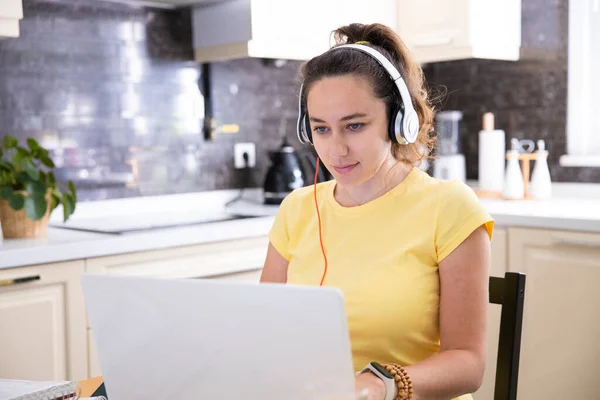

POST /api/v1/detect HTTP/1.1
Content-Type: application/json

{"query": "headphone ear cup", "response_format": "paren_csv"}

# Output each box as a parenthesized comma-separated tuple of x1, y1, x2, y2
(303, 114, 313, 144)
(297, 112, 311, 144)
(388, 106, 404, 144)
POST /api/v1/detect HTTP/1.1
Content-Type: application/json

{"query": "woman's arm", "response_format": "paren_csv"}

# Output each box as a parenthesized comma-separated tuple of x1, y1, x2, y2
(359, 225, 491, 400)
(406, 224, 491, 399)
(260, 242, 289, 283)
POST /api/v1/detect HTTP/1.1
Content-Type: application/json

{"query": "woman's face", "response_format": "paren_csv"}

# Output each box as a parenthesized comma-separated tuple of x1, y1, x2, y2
(306, 74, 394, 187)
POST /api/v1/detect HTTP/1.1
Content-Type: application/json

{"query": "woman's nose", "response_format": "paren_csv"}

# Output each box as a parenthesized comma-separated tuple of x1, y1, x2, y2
(328, 131, 349, 158)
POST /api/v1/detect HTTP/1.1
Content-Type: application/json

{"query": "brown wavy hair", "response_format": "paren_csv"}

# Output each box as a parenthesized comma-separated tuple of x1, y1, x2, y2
(299, 23, 439, 166)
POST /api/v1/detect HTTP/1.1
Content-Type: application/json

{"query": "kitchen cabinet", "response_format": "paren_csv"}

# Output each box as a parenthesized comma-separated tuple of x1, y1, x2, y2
(84, 236, 268, 279)
(473, 227, 507, 400)
(85, 235, 269, 377)
(0, 260, 88, 382)
(192, 0, 398, 62)
(0, 0, 23, 38)
(396, 0, 521, 64)
(508, 227, 600, 400)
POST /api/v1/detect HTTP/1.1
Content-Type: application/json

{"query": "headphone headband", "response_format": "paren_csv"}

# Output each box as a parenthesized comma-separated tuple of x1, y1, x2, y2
(297, 43, 420, 146)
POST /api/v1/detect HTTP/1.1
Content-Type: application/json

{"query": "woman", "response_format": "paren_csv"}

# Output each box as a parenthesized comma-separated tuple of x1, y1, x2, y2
(261, 22, 493, 400)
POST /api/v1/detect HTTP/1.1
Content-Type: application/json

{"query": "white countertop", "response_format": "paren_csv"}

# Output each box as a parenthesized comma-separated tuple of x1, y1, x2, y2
(1, 183, 600, 270)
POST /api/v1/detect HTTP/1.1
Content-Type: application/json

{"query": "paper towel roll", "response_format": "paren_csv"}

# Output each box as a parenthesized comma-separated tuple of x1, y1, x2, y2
(479, 129, 506, 192)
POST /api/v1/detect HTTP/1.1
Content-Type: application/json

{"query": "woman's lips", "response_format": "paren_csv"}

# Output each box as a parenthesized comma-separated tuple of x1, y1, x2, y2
(333, 163, 358, 174)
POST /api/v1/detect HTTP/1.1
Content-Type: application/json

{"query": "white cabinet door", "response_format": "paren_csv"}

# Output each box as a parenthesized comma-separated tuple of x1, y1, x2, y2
(0, 0, 22, 19)
(508, 228, 600, 400)
(84, 236, 268, 279)
(397, 0, 521, 64)
(0, 261, 88, 382)
(397, 0, 469, 53)
(249, 0, 398, 60)
(206, 267, 263, 283)
(0, 0, 22, 38)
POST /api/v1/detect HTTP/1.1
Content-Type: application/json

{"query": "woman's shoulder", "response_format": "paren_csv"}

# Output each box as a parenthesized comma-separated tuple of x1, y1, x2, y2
(410, 168, 477, 198)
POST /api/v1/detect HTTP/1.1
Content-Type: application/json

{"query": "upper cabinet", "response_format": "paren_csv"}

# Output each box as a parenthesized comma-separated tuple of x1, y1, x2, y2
(0, 0, 23, 38)
(191, 0, 398, 63)
(396, 0, 522, 64)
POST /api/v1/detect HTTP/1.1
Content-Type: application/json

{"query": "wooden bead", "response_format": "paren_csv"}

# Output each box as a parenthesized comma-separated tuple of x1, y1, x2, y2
(383, 362, 413, 400)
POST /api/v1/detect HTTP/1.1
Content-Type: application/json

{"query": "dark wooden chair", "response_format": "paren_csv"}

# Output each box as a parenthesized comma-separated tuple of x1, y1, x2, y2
(489, 272, 526, 400)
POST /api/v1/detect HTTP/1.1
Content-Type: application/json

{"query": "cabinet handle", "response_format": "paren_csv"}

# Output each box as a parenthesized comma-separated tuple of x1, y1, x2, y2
(552, 237, 600, 248)
(0, 275, 41, 287)
(414, 37, 454, 47)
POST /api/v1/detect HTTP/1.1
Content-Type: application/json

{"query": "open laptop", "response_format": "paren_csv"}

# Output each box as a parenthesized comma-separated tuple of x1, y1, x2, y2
(81, 274, 356, 400)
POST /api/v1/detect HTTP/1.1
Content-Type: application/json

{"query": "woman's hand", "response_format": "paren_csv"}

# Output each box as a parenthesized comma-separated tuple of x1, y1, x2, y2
(355, 371, 387, 400)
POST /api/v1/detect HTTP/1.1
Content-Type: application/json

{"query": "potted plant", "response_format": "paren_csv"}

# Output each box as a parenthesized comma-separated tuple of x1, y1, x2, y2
(0, 134, 77, 239)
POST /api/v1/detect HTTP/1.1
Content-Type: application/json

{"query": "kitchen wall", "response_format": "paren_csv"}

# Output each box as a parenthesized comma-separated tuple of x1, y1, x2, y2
(422, 0, 600, 183)
(1, 0, 596, 204)
(0, 0, 304, 202)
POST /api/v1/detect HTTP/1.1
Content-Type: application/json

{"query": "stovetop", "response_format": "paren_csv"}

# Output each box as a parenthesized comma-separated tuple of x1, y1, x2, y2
(49, 210, 258, 235)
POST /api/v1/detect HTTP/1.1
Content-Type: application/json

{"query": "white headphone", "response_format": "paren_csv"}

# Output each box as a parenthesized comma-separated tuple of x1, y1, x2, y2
(296, 43, 420, 146)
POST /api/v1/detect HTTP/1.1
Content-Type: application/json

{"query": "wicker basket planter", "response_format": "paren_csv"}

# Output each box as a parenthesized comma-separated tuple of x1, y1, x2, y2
(0, 134, 77, 240)
(0, 191, 51, 239)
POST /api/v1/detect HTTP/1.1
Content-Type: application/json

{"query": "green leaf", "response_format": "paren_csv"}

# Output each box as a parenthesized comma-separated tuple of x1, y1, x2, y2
(62, 193, 75, 222)
(0, 186, 13, 199)
(25, 180, 46, 197)
(26, 137, 40, 150)
(2, 135, 18, 149)
(48, 172, 56, 186)
(40, 154, 55, 168)
(16, 146, 30, 158)
(8, 193, 24, 210)
(0, 147, 3, 159)
(15, 171, 30, 183)
(50, 191, 61, 212)
(0, 161, 13, 171)
(68, 181, 77, 203)
(0, 171, 14, 186)
(24, 195, 47, 220)
(39, 171, 47, 185)
(22, 159, 40, 181)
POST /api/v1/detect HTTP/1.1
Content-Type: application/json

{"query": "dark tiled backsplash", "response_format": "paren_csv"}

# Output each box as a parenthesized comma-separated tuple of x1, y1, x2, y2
(0, 0, 597, 203)
(0, 0, 307, 201)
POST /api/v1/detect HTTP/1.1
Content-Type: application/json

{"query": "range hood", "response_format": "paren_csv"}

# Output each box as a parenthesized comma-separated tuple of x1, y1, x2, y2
(191, 0, 399, 63)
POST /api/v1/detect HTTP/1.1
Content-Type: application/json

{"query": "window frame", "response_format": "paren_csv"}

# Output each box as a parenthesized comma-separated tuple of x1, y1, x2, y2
(560, 0, 600, 167)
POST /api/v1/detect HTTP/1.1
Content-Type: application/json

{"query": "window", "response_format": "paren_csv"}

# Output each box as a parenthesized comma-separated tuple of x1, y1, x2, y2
(560, 0, 600, 167)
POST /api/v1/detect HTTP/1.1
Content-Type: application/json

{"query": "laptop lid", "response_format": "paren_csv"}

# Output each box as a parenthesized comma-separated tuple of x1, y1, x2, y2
(81, 274, 356, 400)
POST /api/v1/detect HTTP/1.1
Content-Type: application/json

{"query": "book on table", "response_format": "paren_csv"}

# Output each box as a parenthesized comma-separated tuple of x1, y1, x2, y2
(0, 379, 79, 400)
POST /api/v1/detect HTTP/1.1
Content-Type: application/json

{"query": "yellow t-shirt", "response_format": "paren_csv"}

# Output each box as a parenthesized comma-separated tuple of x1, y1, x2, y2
(268, 167, 494, 399)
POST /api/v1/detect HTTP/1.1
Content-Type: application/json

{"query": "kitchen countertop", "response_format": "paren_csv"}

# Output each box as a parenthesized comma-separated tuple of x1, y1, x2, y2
(1, 182, 600, 270)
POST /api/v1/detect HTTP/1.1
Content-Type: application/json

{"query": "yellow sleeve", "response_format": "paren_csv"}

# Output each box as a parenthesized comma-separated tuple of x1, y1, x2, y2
(268, 194, 293, 261)
(435, 181, 495, 263)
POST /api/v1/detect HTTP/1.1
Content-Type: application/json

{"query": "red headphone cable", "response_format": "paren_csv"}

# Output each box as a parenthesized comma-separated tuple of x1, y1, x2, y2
(314, 157, 328, 286)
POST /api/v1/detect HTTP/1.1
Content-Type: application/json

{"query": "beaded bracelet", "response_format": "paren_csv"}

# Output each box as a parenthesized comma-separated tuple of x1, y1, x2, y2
(384, 363, 414, 400)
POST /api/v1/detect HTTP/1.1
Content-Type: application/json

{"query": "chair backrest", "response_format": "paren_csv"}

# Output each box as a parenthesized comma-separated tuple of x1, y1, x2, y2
(489, 272, 526, 400)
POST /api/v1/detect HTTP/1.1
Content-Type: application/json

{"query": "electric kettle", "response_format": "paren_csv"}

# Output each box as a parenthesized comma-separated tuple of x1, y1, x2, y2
(263, 137, 330, 204)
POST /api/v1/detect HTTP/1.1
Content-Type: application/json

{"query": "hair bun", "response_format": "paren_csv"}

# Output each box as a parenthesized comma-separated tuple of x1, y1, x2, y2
(333, 23, 401, 62)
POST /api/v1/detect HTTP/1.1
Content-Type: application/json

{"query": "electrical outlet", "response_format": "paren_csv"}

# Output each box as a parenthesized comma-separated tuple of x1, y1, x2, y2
(234, 142, 256, 168)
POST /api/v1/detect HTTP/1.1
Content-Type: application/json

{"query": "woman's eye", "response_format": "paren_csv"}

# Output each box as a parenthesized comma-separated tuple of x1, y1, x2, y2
(347, 123, 363, 131)
(313, 126, 328, 134)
